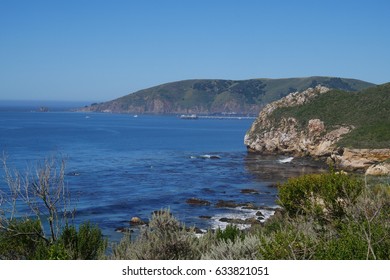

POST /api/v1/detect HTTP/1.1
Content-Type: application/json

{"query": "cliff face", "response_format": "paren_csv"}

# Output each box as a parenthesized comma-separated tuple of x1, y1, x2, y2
(244, 86, 390, 175)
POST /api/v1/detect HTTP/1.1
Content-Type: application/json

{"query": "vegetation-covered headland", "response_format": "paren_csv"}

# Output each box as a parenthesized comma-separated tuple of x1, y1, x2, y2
(1, 157, 389, 259)
(80, 77, 373, 115)
(245, 83, 390, 175)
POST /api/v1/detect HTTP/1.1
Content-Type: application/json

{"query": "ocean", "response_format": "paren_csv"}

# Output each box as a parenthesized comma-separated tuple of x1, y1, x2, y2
(0, 110, 326, 241)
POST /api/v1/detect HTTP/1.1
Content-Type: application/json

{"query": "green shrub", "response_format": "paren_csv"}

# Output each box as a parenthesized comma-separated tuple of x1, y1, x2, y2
(0, 219, 106, 260)
(258, 216, 319, 260)
(0, 219, 49, 259)
(47, 242, 69, 260)
(58, 222, 107, 260)
(215, 224, 244, 243)
(277, 172, 363, 222)
(314, 200, 390, 260)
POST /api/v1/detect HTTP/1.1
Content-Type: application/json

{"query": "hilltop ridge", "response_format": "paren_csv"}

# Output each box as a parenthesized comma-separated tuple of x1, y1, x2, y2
(81, 77, 374, 115)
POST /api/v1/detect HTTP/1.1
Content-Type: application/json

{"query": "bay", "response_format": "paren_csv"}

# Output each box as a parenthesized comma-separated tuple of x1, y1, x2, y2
(0, 111, 326, 241)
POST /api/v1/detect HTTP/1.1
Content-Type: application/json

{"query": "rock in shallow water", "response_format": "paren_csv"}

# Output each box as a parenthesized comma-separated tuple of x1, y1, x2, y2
(240, 189, 260, 194)
(186, 198, 211, 206)
(130, 216, 145, 225)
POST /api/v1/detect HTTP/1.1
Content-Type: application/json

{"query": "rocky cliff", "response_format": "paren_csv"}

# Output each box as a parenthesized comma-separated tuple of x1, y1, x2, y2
(244, 85, 390, 175)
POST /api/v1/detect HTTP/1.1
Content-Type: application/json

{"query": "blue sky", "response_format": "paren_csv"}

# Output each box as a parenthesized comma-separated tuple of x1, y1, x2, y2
(0, 0, 389, 102)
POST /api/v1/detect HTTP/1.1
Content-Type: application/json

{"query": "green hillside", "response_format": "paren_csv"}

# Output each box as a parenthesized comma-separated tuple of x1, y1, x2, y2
(84, 77, 374, 115)
(270, 83, 390, 148)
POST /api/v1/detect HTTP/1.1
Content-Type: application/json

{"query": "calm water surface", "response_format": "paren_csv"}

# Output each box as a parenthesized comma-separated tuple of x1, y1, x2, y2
(0, 111, 326, 240)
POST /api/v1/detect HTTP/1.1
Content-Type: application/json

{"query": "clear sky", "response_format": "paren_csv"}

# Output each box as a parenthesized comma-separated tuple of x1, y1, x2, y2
(1, 0, 389, 102)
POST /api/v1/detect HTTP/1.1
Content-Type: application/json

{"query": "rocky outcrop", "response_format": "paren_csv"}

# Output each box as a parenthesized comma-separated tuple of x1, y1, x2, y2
(244, 85, 345, 156)
(245, 86, 390, 174)
(365, 162, 390, 176)
(331, 149, 390, 173)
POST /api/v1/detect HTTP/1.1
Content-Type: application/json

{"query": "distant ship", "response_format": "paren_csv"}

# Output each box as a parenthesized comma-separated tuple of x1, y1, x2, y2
(38, 106, 49, 112)
(180, 114, 198, 119)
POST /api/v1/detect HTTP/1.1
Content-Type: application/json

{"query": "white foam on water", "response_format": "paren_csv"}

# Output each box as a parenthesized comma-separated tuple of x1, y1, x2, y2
(209, 206, 277, 230)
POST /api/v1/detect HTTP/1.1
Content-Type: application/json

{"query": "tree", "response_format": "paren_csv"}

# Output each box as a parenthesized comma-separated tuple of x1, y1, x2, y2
(1, 155, 72, 244)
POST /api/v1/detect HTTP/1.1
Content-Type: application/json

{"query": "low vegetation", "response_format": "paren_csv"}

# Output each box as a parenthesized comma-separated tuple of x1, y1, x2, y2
(1, 158, 389, 259)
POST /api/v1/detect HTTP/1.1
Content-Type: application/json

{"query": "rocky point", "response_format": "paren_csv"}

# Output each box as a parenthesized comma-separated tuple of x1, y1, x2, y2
(244, 86, 390, 175)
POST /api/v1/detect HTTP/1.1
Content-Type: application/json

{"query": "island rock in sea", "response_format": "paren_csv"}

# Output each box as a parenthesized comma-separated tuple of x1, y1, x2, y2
(244, 85, 390, 175)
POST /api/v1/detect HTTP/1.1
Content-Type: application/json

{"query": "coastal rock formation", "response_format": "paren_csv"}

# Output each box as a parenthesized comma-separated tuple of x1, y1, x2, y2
(331, 149, 390, 172)
(244, 85, 345, 156)
(365, 162, 390, 176)
(245, 86, 390, 174)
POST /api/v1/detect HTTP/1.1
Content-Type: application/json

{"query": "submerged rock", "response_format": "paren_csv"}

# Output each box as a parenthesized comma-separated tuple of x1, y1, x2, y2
(240, 189, 260, 194)
(215, 200, 261, 210)
(215, 200, 240, 208)
(186, 198, 211, 206)
(199, 154, 221, 159)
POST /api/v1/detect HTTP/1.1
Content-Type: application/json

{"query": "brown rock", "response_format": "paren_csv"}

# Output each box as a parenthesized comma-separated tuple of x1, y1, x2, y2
(215, 200, 239, 208)
(334, 148, 390, 172)
(130, 216, 145, 225)
(186, 198, 211, 206)
(365, 162, 390, 176)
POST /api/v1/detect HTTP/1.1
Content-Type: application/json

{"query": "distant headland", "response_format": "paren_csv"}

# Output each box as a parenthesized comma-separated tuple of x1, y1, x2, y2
(79, 76, 374, 115)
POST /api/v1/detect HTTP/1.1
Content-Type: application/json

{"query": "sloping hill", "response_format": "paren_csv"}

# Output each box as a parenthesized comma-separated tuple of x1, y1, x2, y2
(82, 77, 374, 115)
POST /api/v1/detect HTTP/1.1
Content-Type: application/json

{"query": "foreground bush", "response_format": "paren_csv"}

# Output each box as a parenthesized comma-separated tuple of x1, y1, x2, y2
(277, 171, 363, 222)
(111, 211, 261, 260)
(110, 173, 389, 260)
(112, 210, 202, 260)
(201, 235, 261, 260)
(55, 222, 107, 260)
(260, 175, 389, 260)
(0, 219, 107, 260)
(0, 219, 49, 259)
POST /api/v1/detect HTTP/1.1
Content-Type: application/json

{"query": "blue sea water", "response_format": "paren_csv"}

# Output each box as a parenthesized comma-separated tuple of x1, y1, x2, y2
(0, 111, 326, 240)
